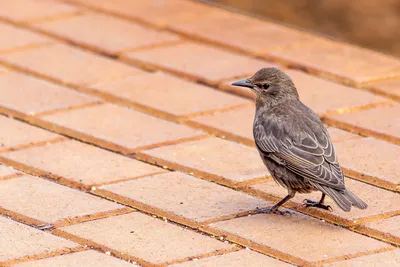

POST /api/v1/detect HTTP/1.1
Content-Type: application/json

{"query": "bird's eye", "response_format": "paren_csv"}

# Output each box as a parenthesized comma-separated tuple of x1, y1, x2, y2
(262, 84, 270, 90)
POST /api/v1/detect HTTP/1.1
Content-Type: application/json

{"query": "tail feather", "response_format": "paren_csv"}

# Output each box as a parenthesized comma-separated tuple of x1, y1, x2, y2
(311, 182, 367, 212)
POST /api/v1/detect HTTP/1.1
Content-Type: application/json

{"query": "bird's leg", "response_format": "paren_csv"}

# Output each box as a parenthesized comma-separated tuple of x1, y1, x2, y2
(303, 193, 332, 211)
(257, 193, 294, 215)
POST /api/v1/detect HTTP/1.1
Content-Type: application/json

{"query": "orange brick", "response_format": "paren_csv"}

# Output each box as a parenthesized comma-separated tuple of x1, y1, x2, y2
(0, 216, 77, 262)
(208, 213, 387, 262)
(123, 42, 270, 84)
(91, 72, 250, 117)
(143, 137, 269, 185)
(327, 104, 400, 143)
(169, 11, 316, 54)
(0, 175, 122, 222)
(14, 250, 134, 267)
(251, 177, 400, 222)
(326, 249, 400, 266)
(364, 216, 400, 240)
(190, 106, 361, 144)
(369, 79, 400, 100)
(0, 0, 79, 23)
(60, 212, 231, 265)
(0, 43, 141, 86)
(66, 0, 216, 28)
(0, 116, 59, 150)
(268, 38, 400, 84)
(103, 172, 269, 222)
(170, 249, 291, 267)
(35, 13, 180, 55)
(41, 103, 202, 153)
(0, 23, 52, 52)
(334, 138, 400, 185)
(2, 140, 164, 186)
(0, 164, 16, 177)
(0, 72, 98, 115)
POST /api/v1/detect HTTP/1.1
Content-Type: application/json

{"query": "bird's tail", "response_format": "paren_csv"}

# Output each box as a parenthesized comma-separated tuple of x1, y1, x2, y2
(313, 184, 367, 212)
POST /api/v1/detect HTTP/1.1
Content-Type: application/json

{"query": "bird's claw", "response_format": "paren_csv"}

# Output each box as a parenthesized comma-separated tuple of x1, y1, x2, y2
(256, 207, 292, 216)
(302, 199, 333, 212)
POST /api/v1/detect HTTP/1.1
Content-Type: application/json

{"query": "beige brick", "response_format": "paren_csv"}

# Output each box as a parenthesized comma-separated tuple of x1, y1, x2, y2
(14, 250, 134, 267)
(251, 177, 400, 222)
(66, 0, 216, 27)
(0, 43, 141, 86)
(170, 249, 292, 267)
(143, 137, 269, 185)
(60, 212, 231, 265)
(41, 103, 202, 152)
(35, 13, 180, 55)
(326, 127, 362, 143)
(335, 138, 400, 184)
(3, 140, 164, 186)
(0, 175, 122, 222)
(370, 79, 400, 99)
(0, 0, 79, 23)
(0, 22, 52, 52)
(0, 72, 98, 115)
(325, 249, 400, 266)
(268, 38, 400, 84)
(209, 213, 387, 262)
(328, 104, 400, 142)
(103, 172, 269, 222)
(123, 42, 270, 84)
(0, 164, 16, 177)
(91, 72, 250, 117)
(0, 215, 77, 262)
(0, 116, 59, 150)
(364, 215, 400, 239)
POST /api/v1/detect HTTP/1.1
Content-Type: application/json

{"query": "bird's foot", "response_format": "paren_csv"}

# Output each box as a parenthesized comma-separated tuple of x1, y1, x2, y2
(256, 207, 291, 216)
(303, 199, 332, 211)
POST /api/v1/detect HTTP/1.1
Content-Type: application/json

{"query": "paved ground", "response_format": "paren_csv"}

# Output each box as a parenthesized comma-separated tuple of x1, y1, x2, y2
(0, 0, 399, 266)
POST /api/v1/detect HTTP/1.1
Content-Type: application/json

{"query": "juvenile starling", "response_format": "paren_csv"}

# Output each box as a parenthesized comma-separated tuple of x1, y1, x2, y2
(232, 68, 367, 213)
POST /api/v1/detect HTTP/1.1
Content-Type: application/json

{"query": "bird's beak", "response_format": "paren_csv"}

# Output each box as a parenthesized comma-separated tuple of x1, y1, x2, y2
(231, 79, 254, 89)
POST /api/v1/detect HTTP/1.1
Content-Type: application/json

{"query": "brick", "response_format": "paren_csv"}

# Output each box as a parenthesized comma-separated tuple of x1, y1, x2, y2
(2, 140, 164, 186)
(369, 79, 400, 99)
(60, 212, 231, 265)
(14, 250, 134, 267)
(91, 72, 250, 117)
(0, 164, 16, 177)
(123, 42, 270, 84)
(41, 103, 202, 152)
(35, 13, 180, 55)
(334, 138, 400, 184)
(170, 249, 292, 267)
(0, 0, 79, 23)
(0, 72, 98, 115)
(328, 104, 400, 142)
(66, 0, 216, 28)
(0, 43, 141, 86)
(0, 175, 122, 222)
(287, 70, 389, 115)
(169, 11, 316, 54)
(0, 23, 52, 52)
(251, 177, 400, 222)
(326, 249, 400, 266)
(143, 137, 269, 185)
(209, 213, 387, 262)
(103, 172, 269, 222)
(0, 116, 59, 150)
(190, 106, 360, 144)
(0, 215, 77, 262)
(268, 38, 400, 84)
(364, 216, 400, 239)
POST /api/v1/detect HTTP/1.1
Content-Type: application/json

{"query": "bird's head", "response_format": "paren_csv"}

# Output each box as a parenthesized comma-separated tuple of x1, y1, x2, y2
(231, 68, 299, 104)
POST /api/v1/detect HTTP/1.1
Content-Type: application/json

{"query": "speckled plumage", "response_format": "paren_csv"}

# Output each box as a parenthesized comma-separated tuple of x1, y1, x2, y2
(232, 68, 367, 212)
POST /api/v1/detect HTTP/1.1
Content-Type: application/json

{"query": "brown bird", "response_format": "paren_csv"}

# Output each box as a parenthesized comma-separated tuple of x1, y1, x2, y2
(232, 68, 367, 214)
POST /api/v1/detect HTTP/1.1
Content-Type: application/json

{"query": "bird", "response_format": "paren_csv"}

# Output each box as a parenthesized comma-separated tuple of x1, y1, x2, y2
(232, 67, 367, 214)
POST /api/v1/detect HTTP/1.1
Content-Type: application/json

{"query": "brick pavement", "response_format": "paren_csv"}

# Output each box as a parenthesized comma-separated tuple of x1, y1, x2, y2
(0, 0, 399, 266)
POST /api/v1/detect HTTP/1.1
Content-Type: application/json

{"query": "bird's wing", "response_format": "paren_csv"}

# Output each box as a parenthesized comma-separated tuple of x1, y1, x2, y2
(254, 114, 345, 190)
